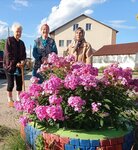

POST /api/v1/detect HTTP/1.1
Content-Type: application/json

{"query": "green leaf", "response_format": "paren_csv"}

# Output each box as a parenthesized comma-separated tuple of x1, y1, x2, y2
(103, 99, 112, 103)
(100, 119, 104, 127)
(104, 104, 110, 110)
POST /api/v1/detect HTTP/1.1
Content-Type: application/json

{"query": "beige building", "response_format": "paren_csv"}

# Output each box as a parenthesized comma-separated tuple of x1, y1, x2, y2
(49, 14, 118, 56)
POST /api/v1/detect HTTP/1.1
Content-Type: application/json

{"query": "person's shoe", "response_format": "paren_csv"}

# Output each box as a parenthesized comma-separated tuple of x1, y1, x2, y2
(8, 101, 14, 107)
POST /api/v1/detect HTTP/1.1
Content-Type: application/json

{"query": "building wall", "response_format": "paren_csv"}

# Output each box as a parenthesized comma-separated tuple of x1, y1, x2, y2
(93, 54, 136, 69)
(50, 15, 117, 56)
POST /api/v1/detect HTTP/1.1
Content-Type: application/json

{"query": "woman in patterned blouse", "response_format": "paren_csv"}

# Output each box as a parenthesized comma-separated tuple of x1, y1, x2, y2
(32, 23, 58, 83)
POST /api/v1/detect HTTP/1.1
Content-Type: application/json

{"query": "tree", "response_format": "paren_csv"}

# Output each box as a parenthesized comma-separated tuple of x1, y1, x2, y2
(136, 14, 138, 20)
(0, 39, 6, 51)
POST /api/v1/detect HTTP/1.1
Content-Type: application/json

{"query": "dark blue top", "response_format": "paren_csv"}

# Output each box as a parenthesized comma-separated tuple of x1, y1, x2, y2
(33, 37, 57, 70)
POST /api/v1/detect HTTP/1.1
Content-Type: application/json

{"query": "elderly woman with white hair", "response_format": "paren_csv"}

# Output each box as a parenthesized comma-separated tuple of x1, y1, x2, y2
(32, 23, 58, 83)
(66, 27, 93, 64)
(3, 22, 26, 107)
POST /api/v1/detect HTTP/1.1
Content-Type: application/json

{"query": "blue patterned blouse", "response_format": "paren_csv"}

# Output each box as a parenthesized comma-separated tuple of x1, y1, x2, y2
(33, 37, 57, 70)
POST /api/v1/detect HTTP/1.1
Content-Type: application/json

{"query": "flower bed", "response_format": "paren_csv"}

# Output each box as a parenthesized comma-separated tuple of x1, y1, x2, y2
(20, 123, 134, 150)
(15, 53, 138, 149)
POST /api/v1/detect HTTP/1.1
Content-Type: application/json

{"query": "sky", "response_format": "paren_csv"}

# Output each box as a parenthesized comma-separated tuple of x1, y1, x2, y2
(0, 0, 138, 56)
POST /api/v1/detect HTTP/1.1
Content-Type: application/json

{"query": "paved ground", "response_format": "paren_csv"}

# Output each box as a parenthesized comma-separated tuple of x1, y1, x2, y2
(0, 71, 32, 129)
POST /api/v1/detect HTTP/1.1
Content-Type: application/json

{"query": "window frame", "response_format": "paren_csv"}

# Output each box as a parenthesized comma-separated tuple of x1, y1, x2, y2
(86, 23, 92, 31)
(66, 40, 72, 47)
(73, 24, 79, 31)
(59, 40, 64, 47)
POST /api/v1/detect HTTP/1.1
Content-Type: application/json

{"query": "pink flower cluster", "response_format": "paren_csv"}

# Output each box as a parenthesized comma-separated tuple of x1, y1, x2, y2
(14, 53, 138, 129)
(14, 92, 37, 114)
(19, 116, 28, 127)
(49, 94, 62, 105)
(68, 96, 86, 112)
(42, 75, 62, 94)
(91, 102, 101, 113)
(28, 84, 43, 97)
(64, 62, 98, 90)
(35, 105, 64, 121)
(30, 76, 40, 84)
(103, 63, 132, 86)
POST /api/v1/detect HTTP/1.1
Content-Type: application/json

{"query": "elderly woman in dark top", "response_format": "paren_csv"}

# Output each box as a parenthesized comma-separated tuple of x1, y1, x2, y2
(32, 23, 57, 83)
(3, 23, 26, 107)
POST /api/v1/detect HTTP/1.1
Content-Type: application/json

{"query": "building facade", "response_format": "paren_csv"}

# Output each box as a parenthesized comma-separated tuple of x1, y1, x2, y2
(50, 14, 118, 56)
(93, 42, 138, 69)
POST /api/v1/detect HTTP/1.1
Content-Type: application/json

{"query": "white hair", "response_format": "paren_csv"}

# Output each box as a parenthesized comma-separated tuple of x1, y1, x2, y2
(11, 22, 23, 32)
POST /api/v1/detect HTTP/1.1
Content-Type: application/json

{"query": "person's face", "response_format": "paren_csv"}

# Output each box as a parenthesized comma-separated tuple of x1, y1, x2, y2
(14, 27, 22, 40)
(41, 25, 49, 38)
(75, 29, 83, 41)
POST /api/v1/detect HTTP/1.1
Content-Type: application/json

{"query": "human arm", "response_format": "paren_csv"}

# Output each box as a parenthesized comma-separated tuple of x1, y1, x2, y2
(17, 41, 26, 68)
(86, 43, 93, 65)
(51, 39, 58, 54)
(3, 37, 17, 72)
(64, 42, 73, 56)
(32, 40, 42, 60)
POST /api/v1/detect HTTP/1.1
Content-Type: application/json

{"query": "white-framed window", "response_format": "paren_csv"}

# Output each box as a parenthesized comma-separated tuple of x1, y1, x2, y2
(59, 40, 64, 47)
(66, 40, 72, 46)
(86, 23, 91, 31)
(73, 24, 79, 31)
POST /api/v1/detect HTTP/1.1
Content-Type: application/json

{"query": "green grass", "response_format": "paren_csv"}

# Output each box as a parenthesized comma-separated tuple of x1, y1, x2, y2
(0, 125, 26, 150)
(30, 123, 131, 140)
(46, 127, 130, 139)
(0, 125, 16, 141)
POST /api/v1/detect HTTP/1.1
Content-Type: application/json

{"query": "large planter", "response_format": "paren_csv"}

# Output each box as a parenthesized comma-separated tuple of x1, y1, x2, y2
(20, 123, 134, 150)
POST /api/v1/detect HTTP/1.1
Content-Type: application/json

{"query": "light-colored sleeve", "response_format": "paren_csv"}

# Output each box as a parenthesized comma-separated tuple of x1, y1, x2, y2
(86, 43, 93, 65)
(64, 43, 72, 56)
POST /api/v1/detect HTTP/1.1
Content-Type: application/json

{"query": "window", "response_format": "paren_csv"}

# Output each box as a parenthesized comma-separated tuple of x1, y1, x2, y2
(73, 24, 79, 31)
(66, 40, 72, 46)
(86, 23, 91, 31)
(59, 40, 64, 47)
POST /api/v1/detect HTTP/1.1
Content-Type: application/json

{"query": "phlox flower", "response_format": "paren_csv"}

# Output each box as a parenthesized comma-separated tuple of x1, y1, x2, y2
(28, 84, 43, 97)
(129, 78, 138, 92)
(54, 56, 67, 68)
(64, 55, 75, 63)
(42, 75, 62, 94)
(79, 74, 97, 88)
(64, 74, 79, 90)
(19, 116, 28, 127)
(35, 106, 49, 121)
(19, 92, 33, 100)
(47, 52, 59, 64)
(49, 94, 63, 105)
(14, 101, 23, 111)
(46, 105, 64, 121)
(38, 64, 49, 73)
(30, 76, 40, 84)
(91, 102, 101, 113)
(68, 96, 86, 112)
(22, 98, 36, 114)
(102, 63, 133, 86)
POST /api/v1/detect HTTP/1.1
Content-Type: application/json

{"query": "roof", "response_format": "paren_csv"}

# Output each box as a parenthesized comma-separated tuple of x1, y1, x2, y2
(49, 14, 118, 34)
(93, 42, 138, 56)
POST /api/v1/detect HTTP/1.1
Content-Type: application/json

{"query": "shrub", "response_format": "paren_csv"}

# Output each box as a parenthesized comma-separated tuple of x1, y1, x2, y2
(15, 53, 138, 130)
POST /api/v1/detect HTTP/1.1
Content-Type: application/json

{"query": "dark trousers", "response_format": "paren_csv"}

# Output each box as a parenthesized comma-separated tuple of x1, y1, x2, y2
(5, 71, 22, 92)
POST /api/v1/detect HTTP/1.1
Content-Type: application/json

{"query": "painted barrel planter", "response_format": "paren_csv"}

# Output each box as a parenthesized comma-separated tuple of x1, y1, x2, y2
(21, 124, 134, 150)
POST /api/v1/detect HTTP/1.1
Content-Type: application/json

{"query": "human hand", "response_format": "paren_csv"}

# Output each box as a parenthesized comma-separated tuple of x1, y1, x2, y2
(16, 61, 25, 68)
(41, 57, 48, 64)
